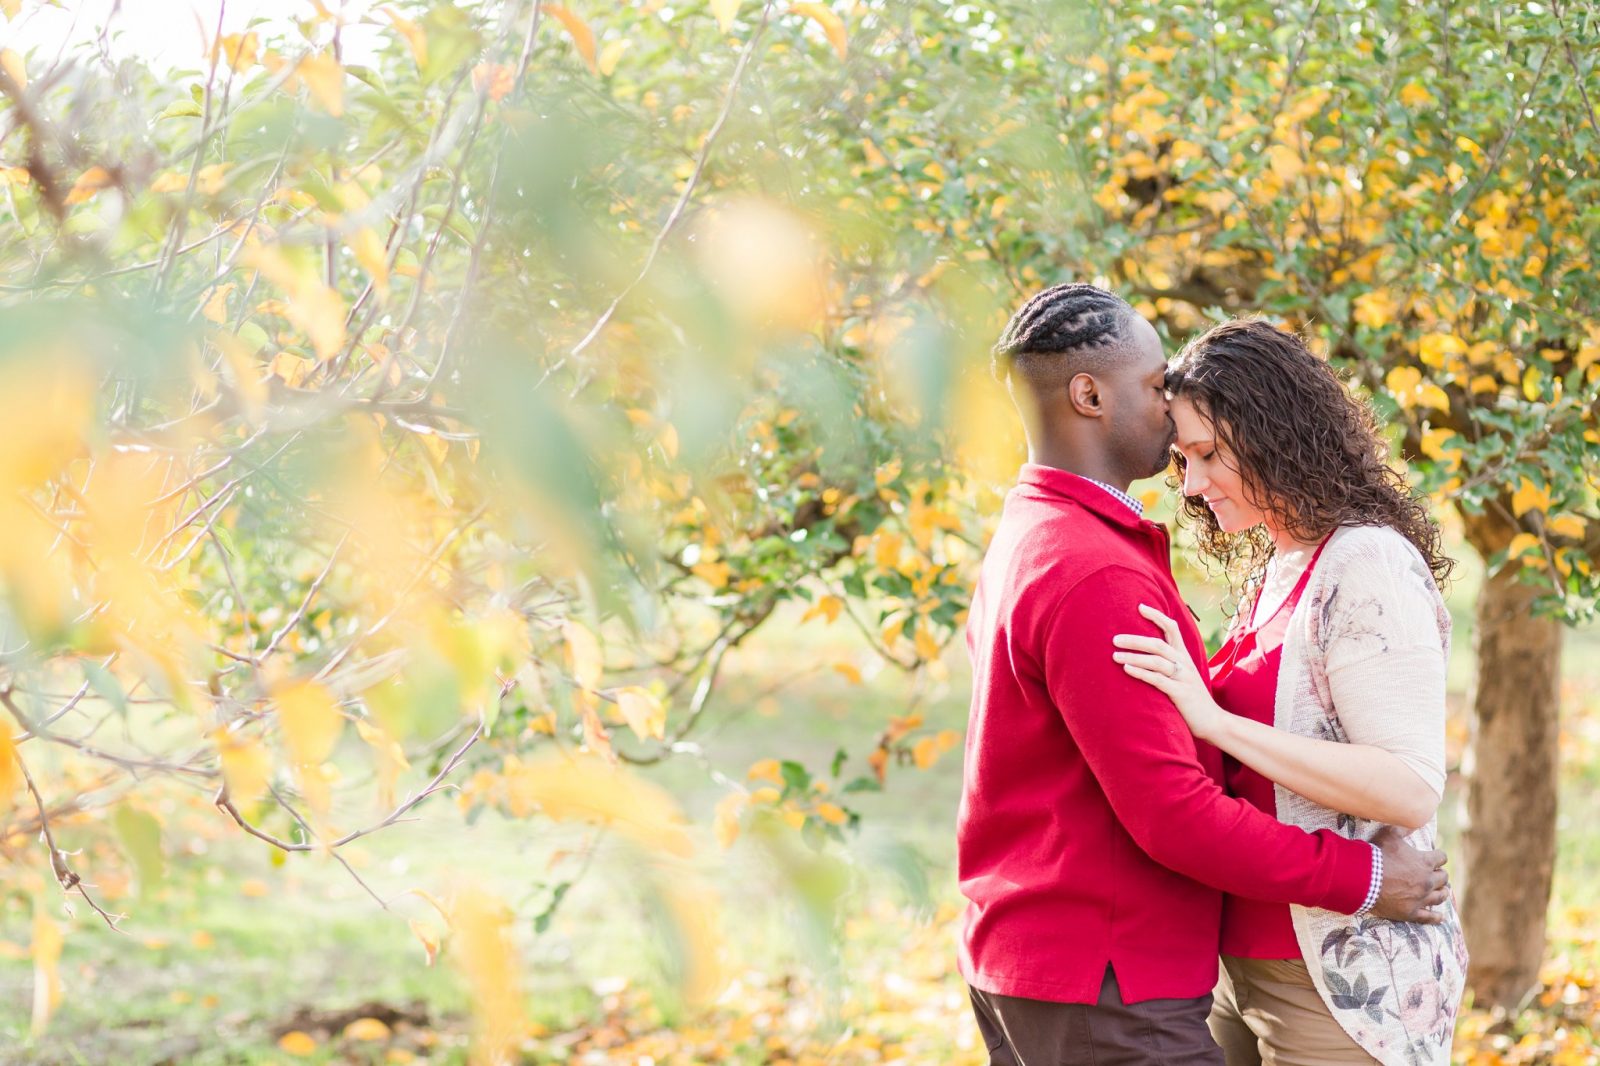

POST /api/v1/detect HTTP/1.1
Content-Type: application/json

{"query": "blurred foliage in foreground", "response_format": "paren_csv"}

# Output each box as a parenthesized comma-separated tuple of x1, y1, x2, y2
(0, 0, 1597, 1055)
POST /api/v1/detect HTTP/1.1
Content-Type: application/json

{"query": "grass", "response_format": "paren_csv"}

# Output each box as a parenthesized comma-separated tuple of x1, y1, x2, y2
(0, 556, 1596, 1064)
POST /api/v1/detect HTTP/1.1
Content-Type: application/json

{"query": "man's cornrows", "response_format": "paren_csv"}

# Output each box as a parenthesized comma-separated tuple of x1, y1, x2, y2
(991, 283, 1134, 380)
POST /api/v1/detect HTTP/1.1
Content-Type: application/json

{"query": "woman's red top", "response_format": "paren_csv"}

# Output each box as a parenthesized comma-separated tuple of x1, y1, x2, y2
(1211, 538, 1330, 959)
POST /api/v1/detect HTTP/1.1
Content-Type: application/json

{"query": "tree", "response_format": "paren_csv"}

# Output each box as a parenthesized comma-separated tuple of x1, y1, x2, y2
(992, 1, 1599, 1008)
(0, 0, 1593, 1043)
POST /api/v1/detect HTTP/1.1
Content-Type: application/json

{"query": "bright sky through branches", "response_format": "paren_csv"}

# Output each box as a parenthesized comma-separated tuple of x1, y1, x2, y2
(7, 0, 384, 73)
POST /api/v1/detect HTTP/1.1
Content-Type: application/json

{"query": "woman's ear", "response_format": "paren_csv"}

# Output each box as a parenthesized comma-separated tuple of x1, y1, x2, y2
(1067, 371, 1103, 418)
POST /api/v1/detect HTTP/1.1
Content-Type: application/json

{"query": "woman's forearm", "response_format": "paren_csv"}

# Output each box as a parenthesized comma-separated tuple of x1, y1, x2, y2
(1209, 713, 1441, 830)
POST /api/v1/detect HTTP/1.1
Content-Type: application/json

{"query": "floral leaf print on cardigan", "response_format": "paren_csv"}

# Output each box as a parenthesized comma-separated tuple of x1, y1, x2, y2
(1271, 525, 1469, 1066)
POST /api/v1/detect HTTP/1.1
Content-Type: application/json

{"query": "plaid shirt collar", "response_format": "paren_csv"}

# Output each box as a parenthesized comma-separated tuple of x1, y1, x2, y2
(1082, 477, 1144, 518)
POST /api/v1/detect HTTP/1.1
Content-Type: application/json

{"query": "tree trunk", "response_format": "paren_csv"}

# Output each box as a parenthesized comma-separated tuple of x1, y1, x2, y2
(1458, 522, 1564, 1010)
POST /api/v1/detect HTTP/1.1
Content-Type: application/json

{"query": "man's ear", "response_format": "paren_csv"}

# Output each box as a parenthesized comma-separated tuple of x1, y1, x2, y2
(1067, 371, 1103, 418)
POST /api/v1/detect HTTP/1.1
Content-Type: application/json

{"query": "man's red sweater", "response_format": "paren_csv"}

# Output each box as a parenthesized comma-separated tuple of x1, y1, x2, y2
(956, 464, 1373, 1005)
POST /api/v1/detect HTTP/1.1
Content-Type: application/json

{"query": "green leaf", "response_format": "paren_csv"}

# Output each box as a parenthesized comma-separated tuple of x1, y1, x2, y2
(111, 805, 165, 896)
(82, 660, 127, 718)
(780, 760, 811, 794)
(157, 99, 203, 120)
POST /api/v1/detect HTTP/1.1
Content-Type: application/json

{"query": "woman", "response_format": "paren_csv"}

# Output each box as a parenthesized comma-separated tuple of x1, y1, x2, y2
(1109, 318, 1468, 1066)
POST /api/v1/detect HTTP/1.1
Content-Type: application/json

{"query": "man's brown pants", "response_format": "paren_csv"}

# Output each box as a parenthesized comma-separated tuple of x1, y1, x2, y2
(969, 965, 1227, 1065)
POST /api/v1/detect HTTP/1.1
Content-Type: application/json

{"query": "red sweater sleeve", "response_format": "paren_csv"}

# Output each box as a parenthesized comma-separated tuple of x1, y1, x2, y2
(1042, 565, 1371, 913)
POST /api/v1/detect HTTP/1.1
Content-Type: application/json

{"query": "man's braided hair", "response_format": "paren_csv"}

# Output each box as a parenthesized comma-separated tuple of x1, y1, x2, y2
(991, 283, 1134, 382)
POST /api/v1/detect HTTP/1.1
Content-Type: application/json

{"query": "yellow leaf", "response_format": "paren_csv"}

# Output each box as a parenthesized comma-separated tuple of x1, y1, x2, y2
(1417, 332, 1464, 368)
(510, 753, 693, 855)
(1385, 365, 1421, 399)
(1522, 366, 1544, 402)
(29, 897, 60, 1037)
(747, 758, 782, 784)
(1, 47, 26, 90)
(199, 283, 235, 324)
(274, 678, 344, 765)
(355, 719, 410, 808)
(383, 7, 427, 68)
(1507, 532, 1543, 559)
(1547, 514, 1587, 539)
(349, 227, 389, 298)
(1415, 382, 1450, 413)
(269, 351, 316, 389)
(344, 1017, 392, 1041)
(1418, 426, 1458, 462)
(597, 38, 630, 77)
(472, 62, 515, 102)
(791, 2, 847, 60)
(936, 728, 960, 751)
(240, 878, 270, 898)
(1512, 478, 1552, 518)
(913, 626, 940, 660)
(297, 52, 344, 116)
(691, 560, 731, 588)
(215, 729, 272, 808)
(713, 792, 744, 849)
(277, 1030, 318, 1056)
(615, 686, 666, 741)
(0, 726, 20, 814)
(873, 530, 903, 569)
(578, 700, 614, 762)
(833, 662, 862, 684)
(65, 165, 115, 206)
(408, 918, 442, 966)
(912, 736, 938, 769)
(815, 801, 847, 825)
(545, 5, 598, 74)
(1265, 143, 1302, 183)
(242, 244, 347, 360)
(802, 594, 843, 624)
(215, 32, 258, 71)
(750, 786, 780, 805)
(293, 280, 346, 361)
(1398, 81, 1432, 107)
(562, 619, 603, 689)
(710, 0, 743, 32)
(196, 162, 233, 196)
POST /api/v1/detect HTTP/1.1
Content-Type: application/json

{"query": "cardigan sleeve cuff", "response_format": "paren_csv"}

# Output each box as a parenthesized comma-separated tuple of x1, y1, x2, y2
(1351, 844, 1383, 917)
(1316, 834, 1384, 915)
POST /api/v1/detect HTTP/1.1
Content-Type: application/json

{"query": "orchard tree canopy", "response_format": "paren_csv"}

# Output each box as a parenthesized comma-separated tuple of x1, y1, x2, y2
(0, 0, 1595, 1050)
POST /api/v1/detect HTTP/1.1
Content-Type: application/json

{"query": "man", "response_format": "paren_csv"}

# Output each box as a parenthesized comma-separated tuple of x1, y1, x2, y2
(957, 283, 1450, 1064)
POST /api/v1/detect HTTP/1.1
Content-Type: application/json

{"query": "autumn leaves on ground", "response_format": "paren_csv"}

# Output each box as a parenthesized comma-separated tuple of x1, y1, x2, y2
(0, 0, 1597, 1063)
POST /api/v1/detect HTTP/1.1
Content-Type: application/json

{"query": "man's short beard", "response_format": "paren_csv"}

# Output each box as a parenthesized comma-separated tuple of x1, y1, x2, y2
(1132, 423, 1177, 481)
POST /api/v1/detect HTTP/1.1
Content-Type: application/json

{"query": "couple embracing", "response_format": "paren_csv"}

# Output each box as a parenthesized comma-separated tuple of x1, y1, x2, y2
(957, 283, 1469, 1066)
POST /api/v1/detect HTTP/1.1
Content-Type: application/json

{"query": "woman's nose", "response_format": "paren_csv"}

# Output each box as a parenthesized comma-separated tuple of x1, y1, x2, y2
(1182, 464, 1205, 498)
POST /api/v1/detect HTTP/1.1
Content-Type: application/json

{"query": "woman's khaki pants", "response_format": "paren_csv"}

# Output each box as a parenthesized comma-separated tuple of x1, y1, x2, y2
(1209, 956, 1377, 1066)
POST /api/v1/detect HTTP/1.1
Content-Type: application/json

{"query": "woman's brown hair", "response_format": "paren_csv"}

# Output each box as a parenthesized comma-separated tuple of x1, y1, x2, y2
(1165, 318, 1454, 598)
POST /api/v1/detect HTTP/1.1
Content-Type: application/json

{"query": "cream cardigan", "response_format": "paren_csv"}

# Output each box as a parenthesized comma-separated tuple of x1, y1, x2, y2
(1264, 524, 1468, 1066)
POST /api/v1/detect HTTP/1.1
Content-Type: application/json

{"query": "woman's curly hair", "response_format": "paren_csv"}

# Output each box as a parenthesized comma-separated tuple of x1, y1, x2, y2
(1165, 318, 1454, 601)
